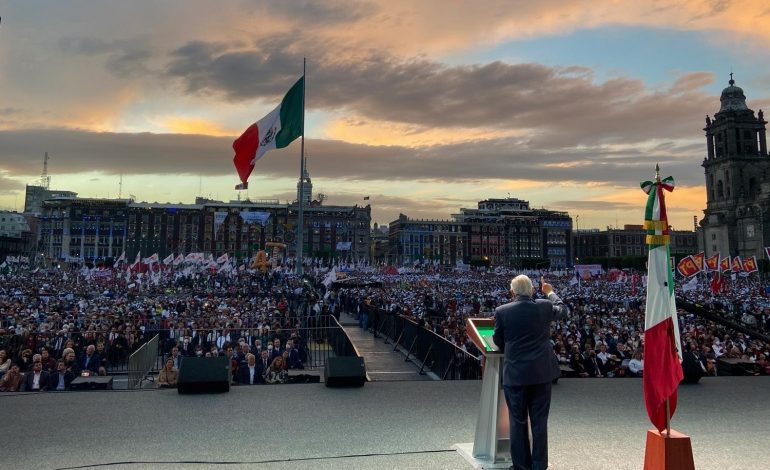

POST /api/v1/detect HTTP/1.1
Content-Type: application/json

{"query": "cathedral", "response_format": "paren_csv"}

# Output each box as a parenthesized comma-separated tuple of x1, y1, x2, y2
(699, 75, 770, 259)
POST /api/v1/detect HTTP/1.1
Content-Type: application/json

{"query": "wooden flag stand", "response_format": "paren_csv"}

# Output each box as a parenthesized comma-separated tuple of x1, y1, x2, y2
(643, 399, 695, 470)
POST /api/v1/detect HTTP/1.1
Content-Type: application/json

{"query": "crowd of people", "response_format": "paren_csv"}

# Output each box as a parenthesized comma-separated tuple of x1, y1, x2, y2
(1, 260, 769, 392)
(333, 268, 770, 379)
(0, 264, 323, 391)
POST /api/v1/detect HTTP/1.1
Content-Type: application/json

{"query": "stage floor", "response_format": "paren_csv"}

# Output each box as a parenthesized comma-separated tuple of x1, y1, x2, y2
(2, 377, 768, 470)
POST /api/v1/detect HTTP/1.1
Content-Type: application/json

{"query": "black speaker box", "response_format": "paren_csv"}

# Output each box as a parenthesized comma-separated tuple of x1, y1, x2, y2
(178, 356, 231, 394)
(325, 356, 366, 387)
(70, 376, 113, 390)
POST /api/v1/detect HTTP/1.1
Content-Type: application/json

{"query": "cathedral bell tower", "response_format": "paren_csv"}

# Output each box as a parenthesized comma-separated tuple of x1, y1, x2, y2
(700, 75, 770, 259)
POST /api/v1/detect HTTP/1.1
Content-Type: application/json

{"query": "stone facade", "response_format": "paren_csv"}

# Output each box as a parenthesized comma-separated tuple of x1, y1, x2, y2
(699, 77, 770, 259)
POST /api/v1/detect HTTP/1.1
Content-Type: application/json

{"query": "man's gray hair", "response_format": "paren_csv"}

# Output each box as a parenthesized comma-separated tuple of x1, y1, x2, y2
(510, 275, 534, 297)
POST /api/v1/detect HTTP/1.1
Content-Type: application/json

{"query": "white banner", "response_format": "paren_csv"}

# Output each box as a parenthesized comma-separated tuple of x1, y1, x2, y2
(240, 211, 271, 226)
(214, 212, 227, 233)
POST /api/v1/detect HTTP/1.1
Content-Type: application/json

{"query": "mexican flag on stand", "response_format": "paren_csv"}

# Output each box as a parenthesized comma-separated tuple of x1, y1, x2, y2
(641, 169, 683, 432)
(233, 76, 304, 189)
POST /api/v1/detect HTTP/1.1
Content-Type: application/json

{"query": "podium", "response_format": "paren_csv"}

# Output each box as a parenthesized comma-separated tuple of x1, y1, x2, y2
(454, 318, 511, 469)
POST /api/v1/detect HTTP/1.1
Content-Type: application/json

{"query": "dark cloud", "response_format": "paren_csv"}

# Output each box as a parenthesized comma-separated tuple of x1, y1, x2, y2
(163, 38, 723, 145)
(0, 127, 707, 186)
(58, 36, 152, 78)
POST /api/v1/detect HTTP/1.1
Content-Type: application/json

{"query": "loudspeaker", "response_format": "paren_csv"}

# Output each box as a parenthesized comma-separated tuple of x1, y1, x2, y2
(178, 356, 231, 394)
(70, 376, 113, 390)
(324, 356, 366, 387)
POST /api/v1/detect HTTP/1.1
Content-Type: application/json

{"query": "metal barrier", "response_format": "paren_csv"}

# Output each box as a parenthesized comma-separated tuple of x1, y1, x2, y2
(128, 334, 160, 389)
(370, 308, 482, 380)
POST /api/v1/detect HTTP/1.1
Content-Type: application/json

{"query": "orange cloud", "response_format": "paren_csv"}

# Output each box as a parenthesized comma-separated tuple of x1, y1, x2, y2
(160, 117, 236, 137)
(321, 116, 523, 147)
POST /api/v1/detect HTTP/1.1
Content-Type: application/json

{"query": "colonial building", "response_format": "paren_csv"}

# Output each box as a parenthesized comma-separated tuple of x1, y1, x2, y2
(453, 198, 572, 268)
(574, 225, 697, 261)
(699, 76, 770, 259)
(388, 197, 572, 268)
(388, 215, 467, 266)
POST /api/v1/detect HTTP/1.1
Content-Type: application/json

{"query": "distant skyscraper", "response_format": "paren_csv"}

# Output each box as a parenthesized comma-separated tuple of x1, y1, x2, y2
(699, 76, 770, 258)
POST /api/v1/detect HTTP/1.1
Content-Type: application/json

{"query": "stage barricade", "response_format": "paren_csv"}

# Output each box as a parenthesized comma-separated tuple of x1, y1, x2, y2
(370, 308, 482, 380)
(128, 334, 160, 389)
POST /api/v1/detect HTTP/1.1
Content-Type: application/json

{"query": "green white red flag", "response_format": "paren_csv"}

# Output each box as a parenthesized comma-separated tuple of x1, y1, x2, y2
(641, 170, 683, 432)
(233, 77, 304, 189)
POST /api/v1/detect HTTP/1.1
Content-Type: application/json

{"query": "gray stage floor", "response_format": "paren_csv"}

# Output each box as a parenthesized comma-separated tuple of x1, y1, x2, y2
(2, 377, 768, 470)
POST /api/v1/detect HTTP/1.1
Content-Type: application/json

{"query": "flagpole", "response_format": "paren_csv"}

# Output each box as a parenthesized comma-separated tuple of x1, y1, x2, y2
(296, 58, 306, 276)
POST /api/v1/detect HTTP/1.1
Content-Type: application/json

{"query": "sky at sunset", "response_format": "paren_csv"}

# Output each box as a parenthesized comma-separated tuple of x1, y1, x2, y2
(2, 1, 770, 229)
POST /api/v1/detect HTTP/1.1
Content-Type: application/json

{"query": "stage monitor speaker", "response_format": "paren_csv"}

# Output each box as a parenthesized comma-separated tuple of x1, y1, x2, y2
(325, 356, 366, 387)
(178, 356, 231, 394)
(70, 376, 113, 390)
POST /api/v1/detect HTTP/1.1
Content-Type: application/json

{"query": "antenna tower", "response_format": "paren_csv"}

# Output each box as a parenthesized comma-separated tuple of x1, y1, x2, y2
(41, 152, 51, 189)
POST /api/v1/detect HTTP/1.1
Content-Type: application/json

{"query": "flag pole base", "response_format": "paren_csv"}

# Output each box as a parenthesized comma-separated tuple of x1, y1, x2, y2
(643, 429, 695, 470)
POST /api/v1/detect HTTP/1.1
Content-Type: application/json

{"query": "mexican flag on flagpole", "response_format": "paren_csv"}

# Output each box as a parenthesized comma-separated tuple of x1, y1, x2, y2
(641, 167, 683, 433)
(233, 76, 304, 189)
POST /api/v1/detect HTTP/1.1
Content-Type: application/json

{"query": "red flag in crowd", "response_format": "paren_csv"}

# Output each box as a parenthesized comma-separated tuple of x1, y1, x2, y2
(731, 256, 743, 273)
(742, 256, 758, 273)
(719, 257, 731, 273)
(691, 252, 705, 272)
(710, 272, 723, 295)
(676, 256, 700, 278)
(705, 252, 720, 271)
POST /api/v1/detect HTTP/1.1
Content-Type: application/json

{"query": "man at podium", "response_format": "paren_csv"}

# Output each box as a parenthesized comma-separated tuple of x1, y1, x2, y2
(493, 275, 569, 470)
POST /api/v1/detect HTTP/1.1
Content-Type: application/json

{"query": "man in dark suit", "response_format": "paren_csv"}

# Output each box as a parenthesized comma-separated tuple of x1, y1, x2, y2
(24, 361, 50, 392)
(79, 344, 101, 375)
(238, 353, 264, 385)
(48, 360, 74, 391)
(493, 275, 569, 470)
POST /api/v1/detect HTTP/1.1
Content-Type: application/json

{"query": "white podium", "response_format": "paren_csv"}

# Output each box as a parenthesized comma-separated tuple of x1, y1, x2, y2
(454, 318, 511, 469)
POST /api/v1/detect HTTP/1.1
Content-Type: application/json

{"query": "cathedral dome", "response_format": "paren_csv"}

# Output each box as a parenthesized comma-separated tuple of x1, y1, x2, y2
(719, 77, 749, 112)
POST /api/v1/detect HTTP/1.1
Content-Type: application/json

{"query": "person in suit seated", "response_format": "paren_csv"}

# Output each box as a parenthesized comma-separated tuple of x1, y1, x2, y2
(238, 353, 264, 385)
(23, 361, 49, 392)
(583, 348, 605, 378)
(681, 342, 705, 383)
(287, 340, 304, 370)
(493, 275, 569, 470)
(48, 360, 74, 391)
(166, 347, 183, 370)
(258, 350, 270, 377)
(157, 359, 179, 388)
(268, 338, 283, 364)
(79, 345, 101, 375)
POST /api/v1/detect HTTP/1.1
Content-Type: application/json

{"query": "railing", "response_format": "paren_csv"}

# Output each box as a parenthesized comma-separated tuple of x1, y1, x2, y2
(128, 334, 160, 389)
(369, 308, 482, 380)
